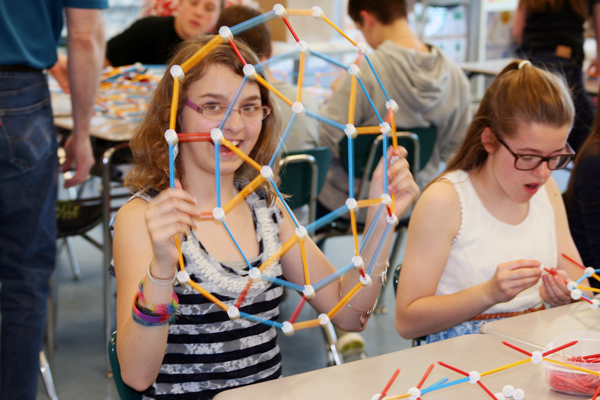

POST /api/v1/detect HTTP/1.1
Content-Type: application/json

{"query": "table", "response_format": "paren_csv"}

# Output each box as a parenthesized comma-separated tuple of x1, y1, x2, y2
(481, 301, 600, 351)
(214, 334, 574, 400)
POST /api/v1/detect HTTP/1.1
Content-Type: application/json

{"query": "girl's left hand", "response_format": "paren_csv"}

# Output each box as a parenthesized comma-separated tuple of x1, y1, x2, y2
(368, 146, 420, 217)
(540, 267, 572, 306)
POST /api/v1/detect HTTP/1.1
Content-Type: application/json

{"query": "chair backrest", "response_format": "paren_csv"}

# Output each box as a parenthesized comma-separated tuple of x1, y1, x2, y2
(278, 147, 331, 223)
(108, 332, 144, 400)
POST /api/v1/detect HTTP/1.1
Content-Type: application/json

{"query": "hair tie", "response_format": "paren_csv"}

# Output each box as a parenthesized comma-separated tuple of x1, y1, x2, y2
(518, 60, 532, 70)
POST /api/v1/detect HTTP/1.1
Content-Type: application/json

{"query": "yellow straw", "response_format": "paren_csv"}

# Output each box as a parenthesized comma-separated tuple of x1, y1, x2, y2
(383, 394, 411, 400)
(181, 35, 223, 73)
(321, 15, 358, 46)
(356, 126, 382, 134)
(544, 358, 600, 375)
(480, 358, 530, 376)
(328, 282, 363, 319)
(292, 319, 320, 330)
(174, 235, 186, 271)
(348, 75, 357, 124)
(296, 52, 305, 103)
(254, 74, 294, 107)
(169, 78, 179, 130)
(357, 198, 383, 208)
(286, 9, 313, 16)
(221, 139, 262, 172)
(299, 239, 310, 286)
(578, 285, 600, 293)
(258, 235, 299, 272)
(189, 281, 229, 311)
(223, 175, 264, 214)
(390, 112, 398, 149)
(350, 209, 359, 256)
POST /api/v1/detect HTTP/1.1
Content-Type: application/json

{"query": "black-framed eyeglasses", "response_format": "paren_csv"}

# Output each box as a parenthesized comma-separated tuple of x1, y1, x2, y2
(495, 136, 575, 171)
(185, 99, 270, 122)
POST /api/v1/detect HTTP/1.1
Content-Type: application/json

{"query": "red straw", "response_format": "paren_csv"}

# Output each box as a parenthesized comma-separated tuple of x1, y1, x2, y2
(379, 369, 400, 398)
(543, 340, 578, 357)
(592, 382, 600, 400)
(543, 267, 569, 285)
(438, 361, 467, 376)
(386, 205, 393, 217)
(288, 295, 307, 324)
(235, 279, 253, 309)
(562, 253, 586, 270)
(502, 341, 532, 357)
(281, 15, 300, 43)
(417, 364, 435, 389)
(358, 267, 366, 278)
(228, 38, 247, 66)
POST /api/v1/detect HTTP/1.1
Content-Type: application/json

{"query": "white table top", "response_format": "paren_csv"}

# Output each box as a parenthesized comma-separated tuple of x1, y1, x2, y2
(54, 115, 135, 142)
(481, 301, 600, 350)
(459, 58, 516, 77)
(214, 334, 575, 400)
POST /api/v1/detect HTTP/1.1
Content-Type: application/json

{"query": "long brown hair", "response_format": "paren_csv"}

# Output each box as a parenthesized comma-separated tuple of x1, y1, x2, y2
(125, 35, 282, 203)
(519, 0, 589, 19)
(439, 60, 573, 180)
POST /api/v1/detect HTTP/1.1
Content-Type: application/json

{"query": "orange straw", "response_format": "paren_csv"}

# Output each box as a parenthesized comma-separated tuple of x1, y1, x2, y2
(224, 175, 264, 214)
(321, 15, 358, 46)
(299, 238, 310, 285)
(480, 358, 530, 376)
(328, 282, 362, 319)
(254, 74, 294, 107)
(349, 75, 357, 124)
(292, 319, 320, 331)
(221, 139, 262, 172)
(169, 78, 179, 131)
(181, 35, 223, 72)
(296, 52, 305, 103)
(258, 235, 299, 272)
(285, 9, 313, 16)
(350, 209, 360, 256)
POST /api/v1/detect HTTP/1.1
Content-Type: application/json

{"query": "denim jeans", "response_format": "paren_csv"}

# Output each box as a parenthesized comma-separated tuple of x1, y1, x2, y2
(518, 48, 594, 153)
(0, 70, 58, 400)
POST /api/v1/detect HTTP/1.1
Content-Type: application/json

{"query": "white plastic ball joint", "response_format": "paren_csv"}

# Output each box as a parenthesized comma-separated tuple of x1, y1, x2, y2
(512, 388, 525, 400)
(318, 313, 330, 326)
(571, 288, 582, 301)
(260, 166, 274, 179)
(407, 387, 421, 400)
(281, 321, 294, 336)
(177, 270, 190, 284)
(210, 128, 224, 145)
(310, 6, 323, 18)
(352, 256, 364, 268)
(590, 299, 600, 310)
(344, 124, 357, 139)
(380, 194, 392, 205)
(530, 351, 542, 364)
(566, 281, 577, 291)
(371, 394, 382, 400)
(218, 26, 232, 39)
(248, 267, 261, 280)
(345, 198, 358, 211)
(302, 285, 315, 300)
(347, 64, 361, 76)
(243, 64, 256, 79)
(495, 394, 506, 400)
(273, 3, 286, 16)
(385, 100, 399, 112)
(291, 102, 305, 114)
(169, 65, 185, 81)
(468, 371, 480, 384)
(380, 122, 392, 135)
(356, 42, 368, 54)
(586, 267, 595, 277)
(227, 306, 240, 320)
(296, 40, 308, 53)
(164, 129, 179, 145)
(503, 385, 514, 398)
(387, 213, 399, 225)
(359, 273, 372, 286)
(212, 207, 225, 221)
(295, 226, 307, 238)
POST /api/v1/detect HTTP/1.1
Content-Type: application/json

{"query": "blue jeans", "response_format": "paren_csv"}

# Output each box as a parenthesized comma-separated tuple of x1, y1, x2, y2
(0, 70, 58, 400)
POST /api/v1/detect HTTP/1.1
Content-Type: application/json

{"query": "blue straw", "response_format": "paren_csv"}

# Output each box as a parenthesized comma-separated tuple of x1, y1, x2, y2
(269, 112, 298, 168)
(230, 10, 277, 35)
(305, 205, 349, 233)
(305, 109, 346, 131)
(314, 262, 356, 291)
(364, 54, 391, 102)
(256, 49, 298, 71)
(215, 143, 221, 207)
(348, 136, 355, 196)
(575, 274, 588, 285)
(367, 223, 391, 275)
(424, 377, 449, 390)
(420, 377, 470, 395)
(239, 311, 284, 329)
(259, 275, 305, 292)
(308, 49, 348, 70)
(218, 77, 248, 131)
(359, 204, 384, 253)
(382, 130, 389, 194)
(582, 292, 594, 303)
(356, 75, 384, 125)
(221, 220, 253, 270)
(268, 177, 299, 228)
(168, 142, 175, 188)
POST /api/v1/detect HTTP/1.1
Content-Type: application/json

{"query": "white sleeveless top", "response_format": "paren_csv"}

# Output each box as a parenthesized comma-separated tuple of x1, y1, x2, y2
(436, 170, 557, 314)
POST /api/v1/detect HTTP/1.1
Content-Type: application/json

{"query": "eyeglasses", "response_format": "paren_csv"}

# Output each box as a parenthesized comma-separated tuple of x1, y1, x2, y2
(495, 136, 575, 171)
(185, 99, 270, 122)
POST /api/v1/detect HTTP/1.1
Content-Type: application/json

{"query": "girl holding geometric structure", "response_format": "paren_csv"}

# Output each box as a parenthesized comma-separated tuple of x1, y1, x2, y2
(396, 60, 591, 344)
(112, 35, 419, 398)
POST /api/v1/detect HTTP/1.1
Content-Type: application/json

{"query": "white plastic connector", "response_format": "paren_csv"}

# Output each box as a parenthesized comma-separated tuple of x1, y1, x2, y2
(303, 285, 315, 300)
(212, 207, 225, 220)
(591, 299, 600, 310)
(503, 385, 514, 398)
(352, 256, 364, 268)
(260, 166, 274, 179)
(347, 64, 361, 76)
(469, 371, 480, 384)
(512, 388, 525, 400)
(134, 62, 144, 71)
(227, 306, 240, 320)
(282, 321, 294, 336)
(586, 267, 595, 277)
(318, 313, 330, 325)
(291, 102, 305, 114)
(359, 274, 372, 286)
(385, 100, 399, 112)
(386, 214, 399, 225)
(170, 65, 184, 81)
(310, 6, 323, 18)
(380, 194, 392, 205)
(164, 129, 179, 144)
(210, 128, 224, 144)
(530, 351, 542, 364)
(345, 198, 358, 210)
(296, 40, 308, 53)
(248, 267, 261, 280)
(390, 156, 400, 165)
(243, 64, 256, 79)
(567, 281, 577, 291)
(218, 26, 232, 39)
(344, 124, 357, 139)
(356, 42, 368, 54)
(177, 270, 190, 284)
(407, 387, 421, 400)
(495, 394, 506, 400)
(273, 3, 286, 16)
(371, 395, 382, 400)
(173, 144, 179, 159)
(295, 226, 307, 238)
(571, 288, 582, 300)
(380, 122, 392, 135)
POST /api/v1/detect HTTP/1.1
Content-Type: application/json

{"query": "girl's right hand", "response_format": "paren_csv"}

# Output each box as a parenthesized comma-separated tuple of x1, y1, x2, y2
(144, 180, 199, 275)
(486, 260, 543, 303)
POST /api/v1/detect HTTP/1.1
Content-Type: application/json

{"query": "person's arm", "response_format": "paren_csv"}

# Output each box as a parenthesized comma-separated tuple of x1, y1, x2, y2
(62, 8, 105, 188)
(395, 180, 543, 339)
(513, 1, 526, 42)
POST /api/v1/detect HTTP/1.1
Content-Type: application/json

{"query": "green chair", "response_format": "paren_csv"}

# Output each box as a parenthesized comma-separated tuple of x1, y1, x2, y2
(108, 332, 144, 400)
(392, 264, 426, 347)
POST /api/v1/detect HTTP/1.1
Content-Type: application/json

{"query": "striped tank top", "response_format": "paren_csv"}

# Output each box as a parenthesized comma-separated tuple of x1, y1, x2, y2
(134, 188, 284, 400)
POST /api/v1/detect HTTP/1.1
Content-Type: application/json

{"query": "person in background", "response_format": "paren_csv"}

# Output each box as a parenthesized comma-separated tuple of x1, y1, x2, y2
(513, 0, 600, 152)
(215, 4, 320, 152)
(564, 98, 600, 289)
(0, 1, 107, 399)
(317, 0, 470, 220)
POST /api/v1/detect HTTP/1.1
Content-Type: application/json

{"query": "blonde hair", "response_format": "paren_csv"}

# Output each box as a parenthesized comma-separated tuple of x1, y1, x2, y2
(125, 35, 282, 204)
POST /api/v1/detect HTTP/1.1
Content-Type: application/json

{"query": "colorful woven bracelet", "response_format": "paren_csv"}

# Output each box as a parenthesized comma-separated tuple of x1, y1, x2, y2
(137, 279, 179, 315)
(131, 280, 179, 327)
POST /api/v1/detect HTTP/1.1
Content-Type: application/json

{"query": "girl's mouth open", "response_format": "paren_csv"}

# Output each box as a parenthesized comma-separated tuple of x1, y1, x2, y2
(524, 183, 540, 194)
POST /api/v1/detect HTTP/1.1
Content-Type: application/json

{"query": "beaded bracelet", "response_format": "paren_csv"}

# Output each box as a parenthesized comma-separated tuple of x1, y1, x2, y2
(132, 280, 179, 326)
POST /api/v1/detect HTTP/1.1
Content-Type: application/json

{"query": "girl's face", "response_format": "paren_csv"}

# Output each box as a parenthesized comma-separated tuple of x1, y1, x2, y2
(484, 122, 571, 204)
(179, 64, 264, 177)
(175, 0, 221, 40)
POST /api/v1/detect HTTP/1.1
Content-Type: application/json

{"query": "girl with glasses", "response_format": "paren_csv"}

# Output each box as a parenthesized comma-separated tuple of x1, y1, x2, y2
(111, 36, 419, 399)
(395, 60, 591, 344)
